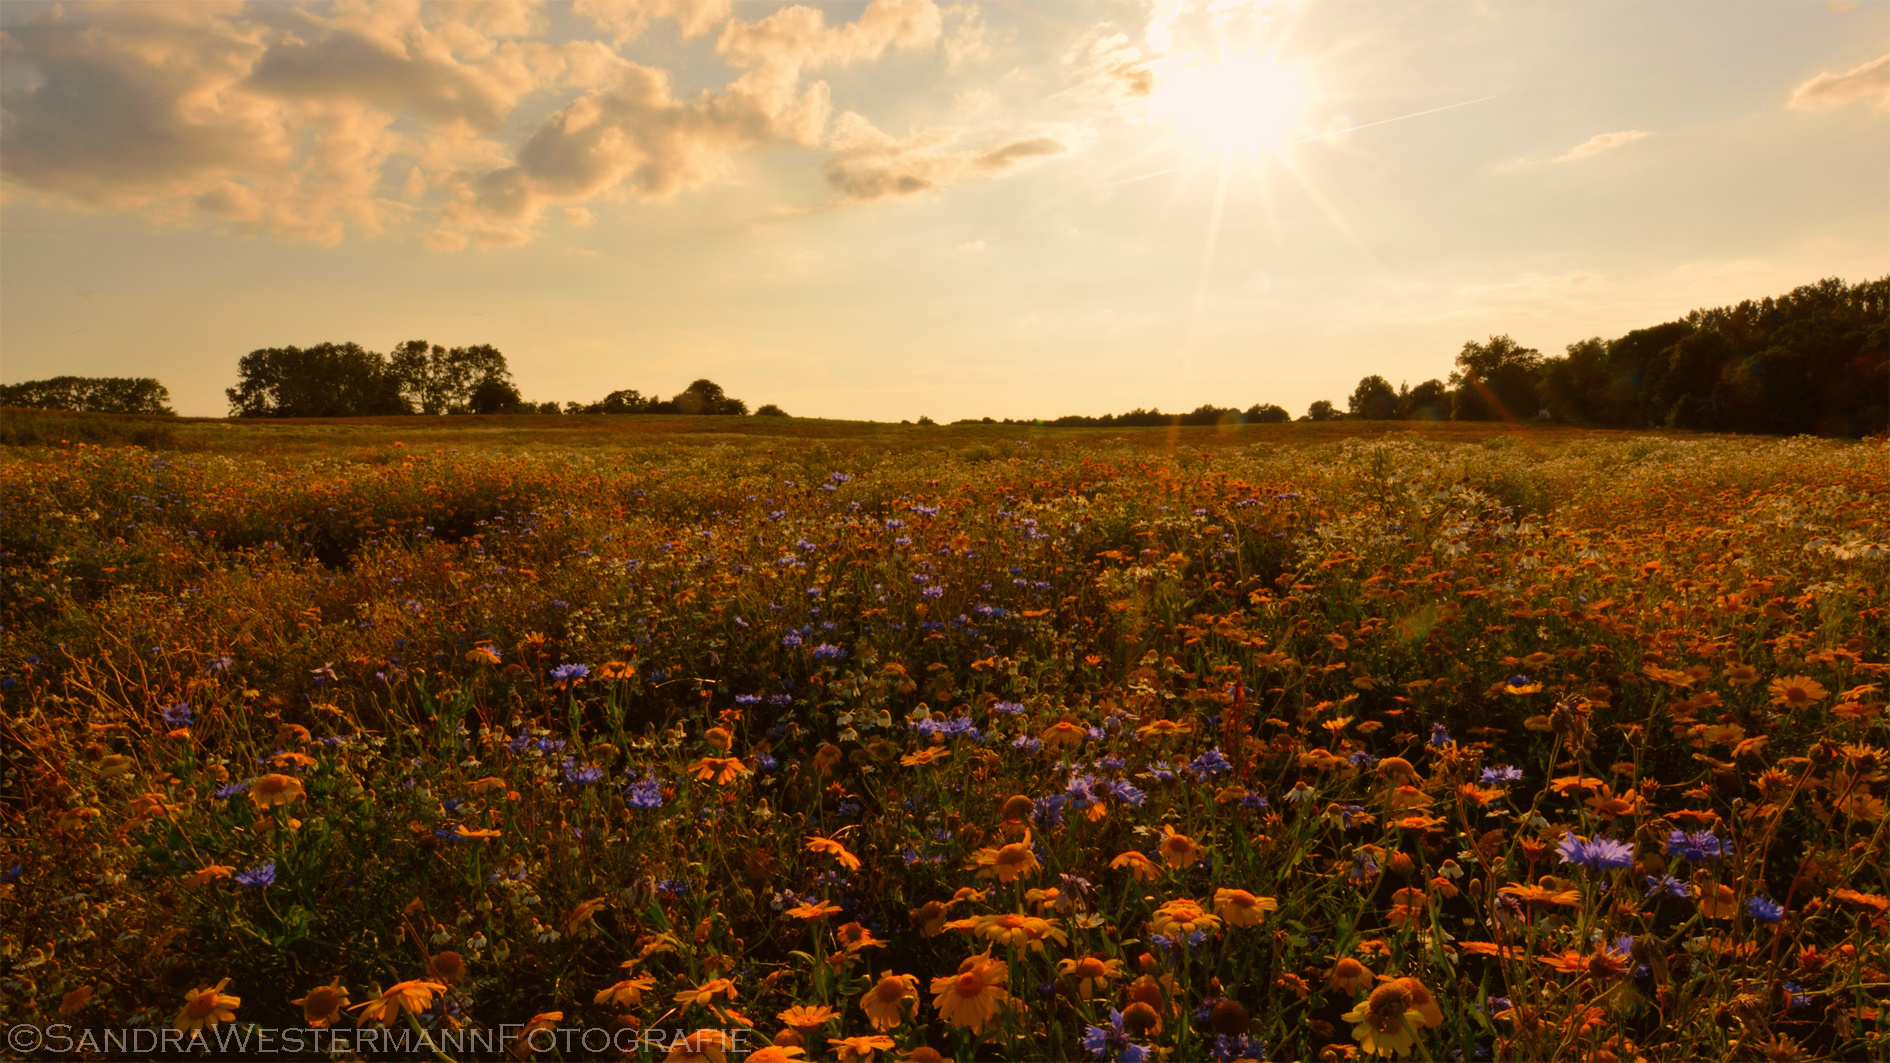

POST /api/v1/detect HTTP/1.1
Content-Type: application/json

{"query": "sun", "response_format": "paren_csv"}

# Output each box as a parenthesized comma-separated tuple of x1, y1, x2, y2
(1148, 54, 1305, 153)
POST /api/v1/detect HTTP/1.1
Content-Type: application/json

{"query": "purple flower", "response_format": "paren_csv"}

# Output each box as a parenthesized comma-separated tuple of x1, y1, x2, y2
(781, 633, 803, 648)
(1746, 895, 1785, 924)
(234, 862, 277, 889)
(1644, 874, 1691, 900)
(626, 777, 664, 810)
(1428, 722, 1452, 748)
(564, 762, 604, 786)
(549, 663, 590, 682)
(1186, 748, 1232, 780)
(921, 585, 945, 600)
(1481, 765, 1523, 784)
(1665, 830, 1723, 863)
(811, 643, 846, 660)
(161, 704, 194, 727)
(1556, 834, 1636, 872)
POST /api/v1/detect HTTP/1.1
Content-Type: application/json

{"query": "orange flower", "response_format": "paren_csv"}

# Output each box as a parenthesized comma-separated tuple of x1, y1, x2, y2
(1150, 898, 1221, 937)
(510, 1013, 565, 1060)
(1392, 977, 1445, 1029)
(564, 897, 608, 936)
(901, 748, 951, 767)
(806, 835, 862, 871)
(174, 978, 240, 1037)
(1340, 982, 1421, 1058)
(1137, 719, 1193, 738)
(1328, 958, 1373, 995)
(1212, 889, 1278, 928)
(454, 825, 502, 841)
(1768, 676, 1827, 707)
(965, 912, 1067, 951)
(687, 757, 751, 785)
(861, 973, 920, 1030)
(1832, 888, 1890, 912)
(249, 773, 305, 810)
(704, 726, 735, 751)
(351, 980, 446, 1025)
(595, 974, 657, 1007)
(59, 985, 95, 1015)
(292, 978, 349, 1027)
(1698, 883, 1739, 919)
(466, 645, 501, 665)
(1499, 881, 1582, 908)
(1386, 887, 1428, 931)
(1039, 720, 1089, 750)
(836, 921, 887, 952)
(1110, 851, 1162, 881)
(183, 864, 235, 888)
(1056, 955, 1126, 998)
(970, 829, 1041, 882)
(828, 1035, 896, 1063)
(788, 900, 843, 921)
(1156, 825, 1205, 868)
(930, 953, 1010, 1034)
(674, 977, 738, 1008)
(665, 1029, 731, 1063)
(747, 1049, 805, 1063)
(778, 1005, 839, 1030)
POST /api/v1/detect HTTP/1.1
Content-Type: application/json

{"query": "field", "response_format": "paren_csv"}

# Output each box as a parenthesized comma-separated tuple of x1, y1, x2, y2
(1, 414, 1886, 1062)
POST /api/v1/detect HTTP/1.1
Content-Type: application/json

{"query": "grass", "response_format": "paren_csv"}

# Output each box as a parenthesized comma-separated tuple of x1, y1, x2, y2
(1, 418, 1885, 1061)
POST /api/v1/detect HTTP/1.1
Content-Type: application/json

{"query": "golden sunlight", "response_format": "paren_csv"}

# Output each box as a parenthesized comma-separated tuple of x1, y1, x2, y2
(1148, 54, 1306, 153)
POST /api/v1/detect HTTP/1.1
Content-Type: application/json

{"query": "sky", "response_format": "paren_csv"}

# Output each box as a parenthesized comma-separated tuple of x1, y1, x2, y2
(1, 0, 1886, 421)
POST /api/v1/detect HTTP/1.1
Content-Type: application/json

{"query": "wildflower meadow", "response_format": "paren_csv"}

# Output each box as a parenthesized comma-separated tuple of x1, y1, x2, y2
(1, 417, 1885, 1062)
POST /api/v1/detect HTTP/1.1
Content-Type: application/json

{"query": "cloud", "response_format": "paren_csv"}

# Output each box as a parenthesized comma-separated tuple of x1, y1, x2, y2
(818, 111, 1070, 201)
(1789, 52, 1890, 112)
(1553, 130, 1650, 163)
(955, 239, 986, 252)
(942, 4, 992, 69)
(572, 0, 732, 45)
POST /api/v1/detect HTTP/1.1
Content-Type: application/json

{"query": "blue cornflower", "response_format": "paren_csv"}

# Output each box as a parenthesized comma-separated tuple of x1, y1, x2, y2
(234, 862, 277, 889)
(1349, 849, 1379, 881)
(564, 763, 604, 786)
(1665, 829, 1723, 862)
(1032, 794, 1068, 828)
(1013, 735, 1043, 752)
(1746, 895, 1785, 924)
(161, 704, 194, 727)
(735, 694, 762, 705)
(1082, 1009, 1148, 1062)
(1187, 748, 1232, 780)
(1429, 722, 1452, 748)
(781, 633, 803, 648)
(992, 701, 1026, 715)
(656, 878, 688, 897)
(626, 777, 664, 810)
(1644, 874, 1691, 900)
(1211, 1034, 1263, 1063)
(549, 663, 590, 682)
(1783, 981, 1811, 1010)
(811, 643, 846, 660)
(1481, 765, 1523, 784)
(215, 781, 251, 799)
(1556, 834, 1636, 872)
(1106, 779, 1147, 806)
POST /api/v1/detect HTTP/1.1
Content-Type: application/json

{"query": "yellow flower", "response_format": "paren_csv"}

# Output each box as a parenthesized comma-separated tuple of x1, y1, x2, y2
(249, 773, 305, 810)
(351, 980, 446, 1025)
(788, 900, 843, 921)
(1767, 676, 1827, 707)
(1150, 898, 1221, 938)
(806, 834, 862, 871)
(1156, 825, 1204, 868)
(174, 978, 240, 1038)
(970, 828, 1041, 882)
(1340, 982, 1422, 1058)
(595, 974, 657, 1006)
(687, 756, 751, 785)
(861, 973, 920, 1030)
(778, 1005, 838, 1030)
(828, 1035, 896, 1062)
(564, 897, 608, 936)
(967, 912, 1067, 951)
(665, 1030, 730, 1063)
(929, 953, 1010, 1035)
(292, 978, 349, 1027)
(1056, 955, 1126, 998)
(1328, 958, 1373, 995)
(182, 864, 234, 887)
(1039, 720, 1089, 750)
(1212, 888, 1278, 928)
(1110, 851, 1162, 881)
(1699, 883, 1740, 919)
(747, 1049, 806, 1063)
(674, 977, 738, 1008)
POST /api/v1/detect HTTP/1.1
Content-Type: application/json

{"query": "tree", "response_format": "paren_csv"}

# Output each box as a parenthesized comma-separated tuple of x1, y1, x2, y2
(672, 379, 747, 415)
(390, 341, 513, 414)
(468, 375, 525, 414)
(1450, 335, 1544, 422)
(1305, 400, 1340, 421)
(1347, 375, 1399, 420)
(754, 404, 789, 417)
(1245, 403, 1291, 424)
(1, 376, 174, 414)
(1399, 379, 1449, 421)
(226, 343, 410, 418)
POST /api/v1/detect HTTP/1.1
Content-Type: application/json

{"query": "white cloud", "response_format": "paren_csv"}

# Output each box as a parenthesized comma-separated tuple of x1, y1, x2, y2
(1553, 130, 1650, 163)
(956, 239, 986, 252)
(1789, 52, 1890, 113)
(818, 112, 1070, 201)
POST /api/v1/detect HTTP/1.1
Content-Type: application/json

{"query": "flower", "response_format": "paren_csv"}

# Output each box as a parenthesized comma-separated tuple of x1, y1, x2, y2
(963, 912, 1067, 951)
(747, 1050, 806, 1063)
(806, 835, 862, 871)
(687, 757, 751, 785)
(1111, 851, 1162, 881)
(1341, 982, 1422, 1058)
(1480, 765, 1523, 784)
(827, 1034, 895, 1062)
(1665, 829, 1723, 863)
(1150, 898, 1221, 938)
(249, 773, 305, 810)
(59, 985, 95, 1015)
(778, 1005, 838, 1030)
(1698, 884, 1740, 919)
(971, 830, 1042, 882)
(291, 979, 349, 1027)
(1556, 834, 1635, 872)
(665, 1030, 730, 1063)
(674, 977, 738, 1008)
(1503, 675, 1542, 695)
(861, 973, 920, 1030)
(596, 974, 657, 1006)
(787, 900, 843, 921)
(930, 953, 1010, 1034)
(1212, 889, 1278, 928)
(1767, 676, 1827, 707)
(1057, 955, 1126, 999)
(175, 978, 240, 1037)
(1082, 1008, 1149, 1062)
(1746, 895, 1786, 924)
(183, 864, 235, 888)
(234, 861, 277, 889)
(1157, 825, 1205, 868)
(351, 980, 446, 1025)
(1329, 958, 1373, 995)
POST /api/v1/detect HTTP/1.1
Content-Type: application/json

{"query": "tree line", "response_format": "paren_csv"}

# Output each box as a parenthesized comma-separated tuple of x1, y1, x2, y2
(0, 376, 173, 415)
(1021, 275, 1887, 437)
